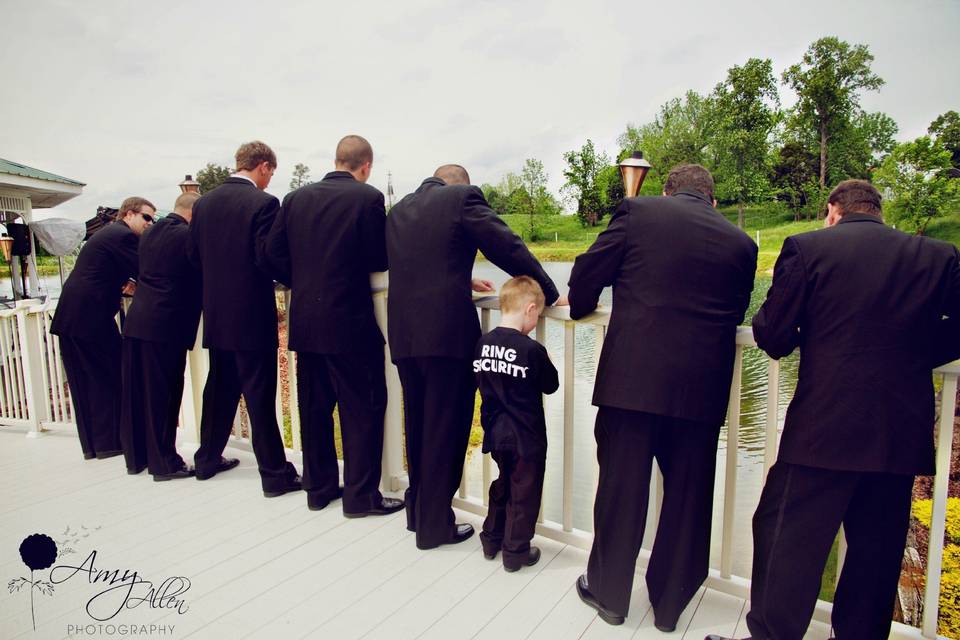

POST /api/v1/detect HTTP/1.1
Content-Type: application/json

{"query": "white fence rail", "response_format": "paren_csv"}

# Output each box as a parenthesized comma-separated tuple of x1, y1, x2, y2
(1, 288, 957, 639)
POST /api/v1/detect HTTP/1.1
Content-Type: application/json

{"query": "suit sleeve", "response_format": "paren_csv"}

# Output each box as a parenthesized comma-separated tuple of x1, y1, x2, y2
(118, 229, 140, 281)
(361, 191, 388, 273)
(253, 195, 282, 280)
(460, 187, 559, 305)
(567, 201, 629, 320)
(752, 236, 807, 359)
(263, 194, 292, 286)
(537, 344, 559, 394)
(735, 241, 759, 325)
(932, 247, 960, 367)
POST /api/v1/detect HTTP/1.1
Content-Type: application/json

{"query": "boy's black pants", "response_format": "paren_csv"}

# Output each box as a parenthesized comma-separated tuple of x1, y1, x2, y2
(480, 449, 546, 567)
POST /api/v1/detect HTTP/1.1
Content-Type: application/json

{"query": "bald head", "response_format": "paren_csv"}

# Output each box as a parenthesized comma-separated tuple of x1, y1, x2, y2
(433, 164, 470, 185)
(335, 135, 373, 171)
(174, 191, 201, 223)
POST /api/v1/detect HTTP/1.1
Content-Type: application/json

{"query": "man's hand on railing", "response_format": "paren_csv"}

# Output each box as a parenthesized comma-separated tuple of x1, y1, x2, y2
(472, 278, 495, 293)
(552, 294, 569, 307)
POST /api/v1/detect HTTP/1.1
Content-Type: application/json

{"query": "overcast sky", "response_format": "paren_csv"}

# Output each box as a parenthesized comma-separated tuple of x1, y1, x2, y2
(1, 0, 958, 219)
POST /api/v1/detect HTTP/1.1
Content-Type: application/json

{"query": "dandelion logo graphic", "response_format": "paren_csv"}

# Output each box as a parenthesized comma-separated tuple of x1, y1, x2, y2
(8, 533, 58, 631)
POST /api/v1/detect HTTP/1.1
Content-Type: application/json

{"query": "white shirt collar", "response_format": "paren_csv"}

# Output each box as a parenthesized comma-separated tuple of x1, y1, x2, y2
(231, 173, 257, 187)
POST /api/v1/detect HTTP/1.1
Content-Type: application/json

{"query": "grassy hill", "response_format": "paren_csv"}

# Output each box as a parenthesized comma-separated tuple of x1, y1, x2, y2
(499, 205, 960, 272)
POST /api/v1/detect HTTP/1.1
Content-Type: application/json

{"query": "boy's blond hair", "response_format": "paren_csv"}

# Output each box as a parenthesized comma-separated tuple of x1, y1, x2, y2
(499, 276, 545, 314)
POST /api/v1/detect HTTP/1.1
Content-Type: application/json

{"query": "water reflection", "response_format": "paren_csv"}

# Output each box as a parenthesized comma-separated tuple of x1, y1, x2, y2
(469, 261, 797, 576)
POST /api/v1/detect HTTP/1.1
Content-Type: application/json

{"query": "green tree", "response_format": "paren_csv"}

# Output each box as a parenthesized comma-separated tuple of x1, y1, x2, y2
(783, 37, 884, 190)
(929, 111, 960, 168)
(618, 90, 716, 188)
(711, 58, 780, 227)
(771, 142, 820, 219)
(562, 140, 610, 227)
(289, 163, 312, 190)
(874, 136, 960, 235)
(196, 162, 231, 193)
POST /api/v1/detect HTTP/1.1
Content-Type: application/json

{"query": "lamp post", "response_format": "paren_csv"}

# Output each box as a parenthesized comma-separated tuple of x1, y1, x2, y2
(618, 151, 652, 198)
(178, 175, 201, 194)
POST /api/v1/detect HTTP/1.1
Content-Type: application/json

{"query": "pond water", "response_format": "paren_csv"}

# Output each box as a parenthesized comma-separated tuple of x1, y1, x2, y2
(469, 261, 798, 576)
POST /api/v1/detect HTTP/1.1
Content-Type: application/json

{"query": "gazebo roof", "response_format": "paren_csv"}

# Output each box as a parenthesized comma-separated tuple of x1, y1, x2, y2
(0, 158, 85, 208)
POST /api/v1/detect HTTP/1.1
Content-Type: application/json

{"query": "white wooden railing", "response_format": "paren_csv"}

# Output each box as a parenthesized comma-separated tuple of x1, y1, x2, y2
(0, 284, 957, 639)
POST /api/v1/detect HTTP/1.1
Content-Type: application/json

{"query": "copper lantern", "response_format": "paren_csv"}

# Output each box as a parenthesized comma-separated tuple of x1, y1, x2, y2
(618, 151, 652, 198)
(179, 174, 201, 194)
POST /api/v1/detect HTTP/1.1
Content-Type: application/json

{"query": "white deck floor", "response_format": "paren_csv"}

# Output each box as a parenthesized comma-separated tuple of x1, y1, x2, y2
(0, 428, 837, 640)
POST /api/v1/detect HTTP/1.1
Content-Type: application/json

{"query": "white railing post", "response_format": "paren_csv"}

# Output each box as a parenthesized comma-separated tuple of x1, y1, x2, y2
(922, 371, 959, 638)
(720, 345, 744, 579)
(16, 300, 47, 437)
(178, 318, 207, 444)
(372, 272, 405, 493)
(562, 320, 575, 532)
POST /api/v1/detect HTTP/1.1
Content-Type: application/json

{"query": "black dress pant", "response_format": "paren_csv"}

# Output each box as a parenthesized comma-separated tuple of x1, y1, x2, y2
(58, 333, 122, 458)
(120, 337, 187, 475)
(297, 350, 387, 512)
(481, 449, 546, 566)
(746, 462, 914, 640)
(396, 357, 476, 548)
(587, 407, 721, 625)
(194, 348, 298, 491)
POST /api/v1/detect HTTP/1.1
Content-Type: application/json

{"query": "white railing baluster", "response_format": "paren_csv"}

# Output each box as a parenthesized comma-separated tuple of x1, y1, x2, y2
(764, 357, 780, 481)
(720, 345, 744, 579)
(1, 317, 18, 419)
(12, 316, 28, 420)
(923, 371, 958, 638)
(562, 320, 575, 532)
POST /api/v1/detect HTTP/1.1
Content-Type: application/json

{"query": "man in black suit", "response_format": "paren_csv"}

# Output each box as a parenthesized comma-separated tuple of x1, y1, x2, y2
(51, 197, 155, 460)
(188, 140, 300, 497)
(708, 180, 960, 640)
(386, 164, 564, 550)
(120, 191, 202, 480)
(569, 165, 757, 629)
(264, 135, 403, 516)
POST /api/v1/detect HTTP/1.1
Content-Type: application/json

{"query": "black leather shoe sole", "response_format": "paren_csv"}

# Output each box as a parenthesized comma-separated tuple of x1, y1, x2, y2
(153, 468, 195, 482)
(264, 483, 302, 498)
(195, 458, 240, 480)
(504, 547, 541, 572)
(127, 466, 147, 475)
(576, 575, 625, 626)
(344, 500, 405, 518)
(307, 488, 343, 510)
(654, 621, 676, 632)
(83, 452, 96, 460)
(96, 450, 123, 460)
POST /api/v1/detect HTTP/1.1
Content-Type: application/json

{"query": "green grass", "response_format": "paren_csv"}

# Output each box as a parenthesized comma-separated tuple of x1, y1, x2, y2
(494, 206, 960, 272)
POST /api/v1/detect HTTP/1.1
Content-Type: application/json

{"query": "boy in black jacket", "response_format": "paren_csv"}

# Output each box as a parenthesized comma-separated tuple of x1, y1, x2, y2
(473, 276, 559, 571)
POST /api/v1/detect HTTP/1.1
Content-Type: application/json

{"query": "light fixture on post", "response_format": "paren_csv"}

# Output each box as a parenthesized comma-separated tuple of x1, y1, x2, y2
(178, 175, 201, 194)
(0, 235, 12, 263)
(618, 151, 652, 198)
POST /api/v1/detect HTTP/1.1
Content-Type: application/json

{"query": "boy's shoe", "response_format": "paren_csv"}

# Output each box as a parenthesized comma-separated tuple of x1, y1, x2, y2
(504, 546, 541, 572)
(576, 574, 624, 625)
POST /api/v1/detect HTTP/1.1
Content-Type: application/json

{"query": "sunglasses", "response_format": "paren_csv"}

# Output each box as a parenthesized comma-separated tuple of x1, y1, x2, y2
(140, 212, 155, 224)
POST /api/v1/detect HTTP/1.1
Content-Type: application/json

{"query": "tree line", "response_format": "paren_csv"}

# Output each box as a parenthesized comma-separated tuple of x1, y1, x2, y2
(194, 37, 960, 236)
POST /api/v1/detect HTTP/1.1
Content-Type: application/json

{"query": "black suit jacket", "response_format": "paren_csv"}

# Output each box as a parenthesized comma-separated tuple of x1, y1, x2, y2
(264, 171, 387, 354)
(568, 190, 758, 425)
(123, 213, 202, 349)
(753, 214, 960, 475)
(51, 221, 139, 340)
(189, 177, 279, 350)
(386, 178, 559, 361)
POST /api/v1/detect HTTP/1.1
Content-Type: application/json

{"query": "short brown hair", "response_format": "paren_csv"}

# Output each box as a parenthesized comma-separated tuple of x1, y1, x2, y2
(335, 135, 374, 171)
(500, 276, 545, 314)
(235, 141, 277, 171)
(663, 164, 715, 200)
(828, 179, 882, 217)
(117, 196, 156, 220)
(174, 191, 201, 212)
(433, 164, 470, 185)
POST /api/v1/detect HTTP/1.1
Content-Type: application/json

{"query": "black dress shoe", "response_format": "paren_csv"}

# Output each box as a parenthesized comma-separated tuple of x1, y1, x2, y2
(655, 620, 676, 632)
(83, 452, 96, 460)
(417, 523, 475, 550)
(704, 636, 741, 640)
(195, 457, 240, 480)
(96, 450, 123, 460)
(576, 574, 624, 626)
(504, 546, 541, 572)
(127, 465, 147, 475)
(344, 497, 405, 518)
(264, 475, 303, 498)
(153, 466, 196, 482)
(307, 486, 344, 511)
